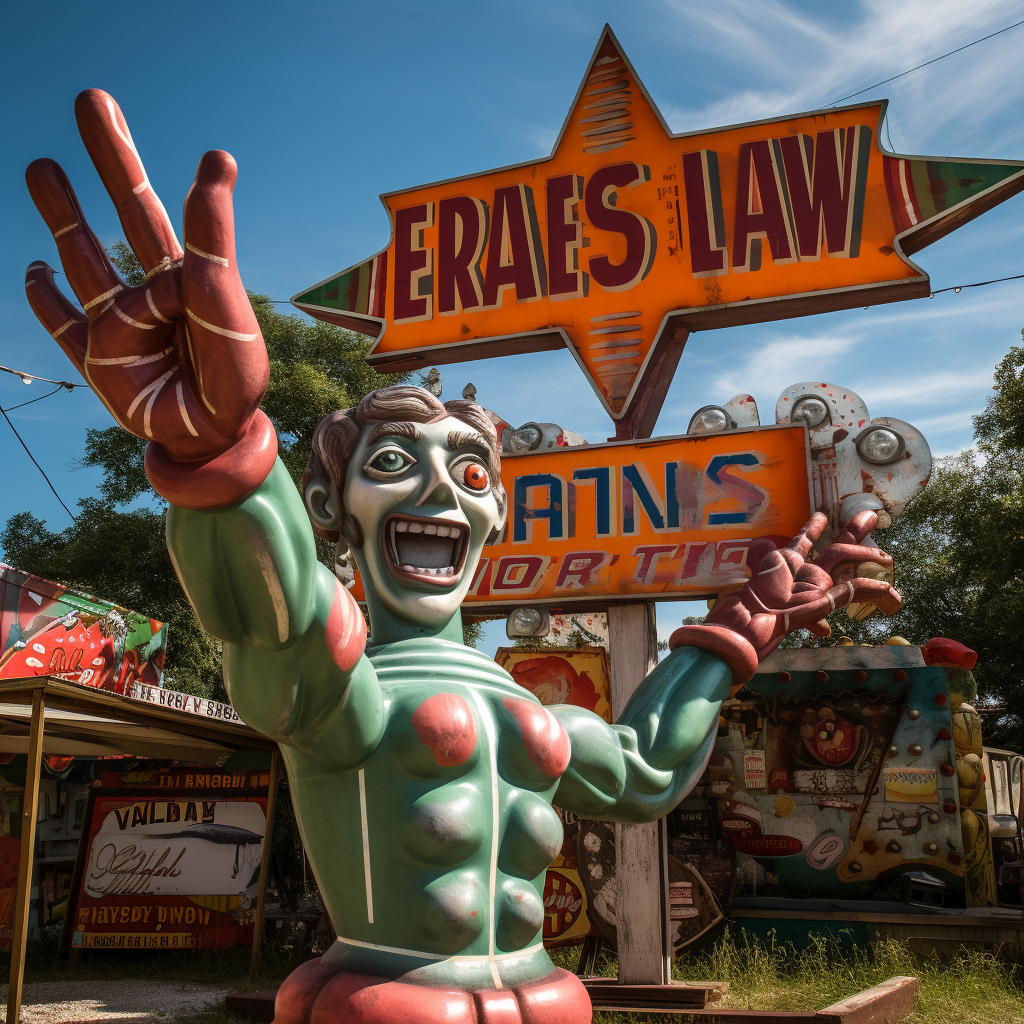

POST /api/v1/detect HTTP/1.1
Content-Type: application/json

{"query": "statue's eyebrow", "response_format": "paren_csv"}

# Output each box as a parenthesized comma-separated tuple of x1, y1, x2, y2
(367, 421, 421, 444)
(447, 429, 490, 459)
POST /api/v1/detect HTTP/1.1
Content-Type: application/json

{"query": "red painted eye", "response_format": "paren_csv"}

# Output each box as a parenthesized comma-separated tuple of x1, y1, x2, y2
(463, 462, 489, 490)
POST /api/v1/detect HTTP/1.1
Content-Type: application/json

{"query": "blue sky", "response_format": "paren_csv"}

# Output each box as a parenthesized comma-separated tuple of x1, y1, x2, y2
(2, 0, 1022, 652)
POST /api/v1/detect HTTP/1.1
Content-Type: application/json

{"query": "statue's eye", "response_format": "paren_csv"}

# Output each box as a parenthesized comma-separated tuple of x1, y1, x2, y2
(462, 462, 489, 491)
(364, 448, 416, 478)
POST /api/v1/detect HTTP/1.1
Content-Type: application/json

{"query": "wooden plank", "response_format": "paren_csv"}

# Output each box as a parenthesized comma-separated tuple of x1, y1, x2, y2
(816, 975, 918, 1024)
(607, 602, 668, 986)
(250, 746, 280, 977)
(6, 690, 45, 1024)
(584, 980, 709, 1009)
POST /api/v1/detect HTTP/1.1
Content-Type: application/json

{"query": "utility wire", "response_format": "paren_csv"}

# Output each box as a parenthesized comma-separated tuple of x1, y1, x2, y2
(3, 384, 66, 412)
(829, 19, 1024, 106)
(0, 364, 82, 388)
(930, 273, 1023, 296)
(0, 404, 76, 522)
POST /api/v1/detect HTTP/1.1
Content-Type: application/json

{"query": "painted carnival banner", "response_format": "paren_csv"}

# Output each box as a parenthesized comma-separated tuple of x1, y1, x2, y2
(293, 27, 1023, 422)
(0, 564, 167, 695)
(129, 681, 242, 724)
(67, 779, 268, 951)
(499, 645, 613, 947)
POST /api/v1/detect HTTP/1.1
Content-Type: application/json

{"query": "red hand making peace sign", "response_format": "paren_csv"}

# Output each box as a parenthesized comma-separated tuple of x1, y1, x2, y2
(24, 90, 275, 508)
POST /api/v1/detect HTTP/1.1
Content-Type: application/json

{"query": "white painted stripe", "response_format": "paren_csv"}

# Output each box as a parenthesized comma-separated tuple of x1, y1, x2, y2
(332, 936, 544, 963)
(468, 689, 503, 989)
(898, 160, 918, 226)
(125, 367, 175, 439)
(83, 284, 124, 311)
(88, 346, 173, 367)
(248, 533, 290, 643)
(53, 222, 79, 238)
(186, 307, 258, 342)
(176, 381, 198, 437)
(146, 288, 172, 323)
(52, 319, 78, 338)
(185, 241, 229, 267)
(111, 303, 156, 330)
(592, 350, 640, 361)
(133, 178, 150, 195)
(358, 770, 374, 923)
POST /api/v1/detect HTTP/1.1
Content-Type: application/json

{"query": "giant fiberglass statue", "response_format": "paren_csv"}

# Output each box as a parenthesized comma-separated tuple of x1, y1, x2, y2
(25, 92, 901, 1024)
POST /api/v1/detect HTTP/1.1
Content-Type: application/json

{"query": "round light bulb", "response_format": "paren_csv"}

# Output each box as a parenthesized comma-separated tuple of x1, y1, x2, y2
(857, 427, 904, 465)
(688, 406, 729, 435)
(791, 396, 830, 429)
(509, 425, 542, 454)
(509, 607, 542, 635)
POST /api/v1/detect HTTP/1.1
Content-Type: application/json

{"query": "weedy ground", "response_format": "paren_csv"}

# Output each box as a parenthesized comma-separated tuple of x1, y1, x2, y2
(3, 931, 1022, 1023)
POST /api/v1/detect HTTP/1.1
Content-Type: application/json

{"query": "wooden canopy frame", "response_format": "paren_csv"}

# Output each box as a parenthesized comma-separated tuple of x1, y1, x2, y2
(0, 676, 279, 1024)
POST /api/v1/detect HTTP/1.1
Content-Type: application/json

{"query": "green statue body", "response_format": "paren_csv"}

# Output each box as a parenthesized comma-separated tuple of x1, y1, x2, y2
(25, 91, 900, 1024)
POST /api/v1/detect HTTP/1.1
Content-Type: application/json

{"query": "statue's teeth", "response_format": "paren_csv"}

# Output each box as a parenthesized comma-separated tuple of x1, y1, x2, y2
(395, 521, 409, 533)
(408, 523, 424, 534)
(436, 526, 449, 537)
(424, 524, 438, 535)
(450, 527, 461, 538)
(401, 564, 416, 572)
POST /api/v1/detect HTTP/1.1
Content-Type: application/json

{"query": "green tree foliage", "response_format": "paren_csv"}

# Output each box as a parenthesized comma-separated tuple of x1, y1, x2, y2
(781, 339, 1024, 750)
(2, 243, 403, 699)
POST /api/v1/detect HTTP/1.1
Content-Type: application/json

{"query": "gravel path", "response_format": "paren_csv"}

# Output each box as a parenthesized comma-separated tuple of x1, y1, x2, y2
(0, 980, 229, 1023)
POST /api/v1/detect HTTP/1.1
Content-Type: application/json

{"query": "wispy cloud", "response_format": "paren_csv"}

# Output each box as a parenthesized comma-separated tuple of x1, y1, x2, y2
(852, 367, 996, 408)
(658, 0, 1024, 154)
(712, 333, 860, 397)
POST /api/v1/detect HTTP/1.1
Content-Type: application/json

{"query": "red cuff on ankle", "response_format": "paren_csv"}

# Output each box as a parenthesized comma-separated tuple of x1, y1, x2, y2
(668, 624, 759, 691)
(145, 410, 278, 510)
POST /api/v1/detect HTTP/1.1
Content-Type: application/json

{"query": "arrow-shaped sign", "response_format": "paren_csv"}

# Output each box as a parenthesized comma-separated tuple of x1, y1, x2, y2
(293, 26, 1023, 436)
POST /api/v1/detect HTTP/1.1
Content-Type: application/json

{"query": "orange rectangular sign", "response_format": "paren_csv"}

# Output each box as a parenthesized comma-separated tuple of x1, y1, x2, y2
(350, 424, 812, 611)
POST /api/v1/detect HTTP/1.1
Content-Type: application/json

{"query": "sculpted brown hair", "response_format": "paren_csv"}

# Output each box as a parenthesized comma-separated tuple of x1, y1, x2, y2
(303, 385, 505, 547)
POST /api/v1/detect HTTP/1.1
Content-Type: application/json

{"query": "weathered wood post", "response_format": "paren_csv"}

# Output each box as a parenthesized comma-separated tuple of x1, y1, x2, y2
(608, 603, 672, 985)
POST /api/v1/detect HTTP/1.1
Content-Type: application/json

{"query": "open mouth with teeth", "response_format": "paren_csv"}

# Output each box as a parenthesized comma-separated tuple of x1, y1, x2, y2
(382, 514, 469, 586)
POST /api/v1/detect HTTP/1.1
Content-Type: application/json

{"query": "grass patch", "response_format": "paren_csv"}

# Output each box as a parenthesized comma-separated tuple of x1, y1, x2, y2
(6, 932, 1023, 1023)
(582, 930, 1024, 1024)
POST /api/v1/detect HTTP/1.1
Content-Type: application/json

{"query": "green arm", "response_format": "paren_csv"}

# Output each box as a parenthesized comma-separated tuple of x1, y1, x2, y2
(550, 646, 730, 823)
(165, 458, 384, 768)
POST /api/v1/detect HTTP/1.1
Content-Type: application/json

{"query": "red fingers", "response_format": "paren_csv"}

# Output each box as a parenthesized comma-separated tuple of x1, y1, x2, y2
(25, 159, 123, 314)
(74, 90, 183, 277)
(814, 542, 893, 577)
(181, 150, 267, 438)
(24, 262, 87, 375)
(832, 510, 880, 546)
(786, 512, 828, 557)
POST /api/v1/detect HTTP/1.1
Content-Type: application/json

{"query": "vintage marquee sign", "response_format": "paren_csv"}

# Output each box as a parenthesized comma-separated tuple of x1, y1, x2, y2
(293, 26, 1023, 429)
(350, 423, 812, 611)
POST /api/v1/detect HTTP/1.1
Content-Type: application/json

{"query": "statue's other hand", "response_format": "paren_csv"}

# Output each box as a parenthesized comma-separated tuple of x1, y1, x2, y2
(668, 511, 901, 689)
(24, 90, 268, 464)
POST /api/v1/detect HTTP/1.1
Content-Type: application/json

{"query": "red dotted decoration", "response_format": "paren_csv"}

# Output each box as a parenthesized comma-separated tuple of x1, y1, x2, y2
(779, 672, 792, 683)
(855, 671, 868, 683)
(934, 693, 948, 706)
(463, 462, 489, 491)
(894, 670, 907, 682)
(943, 799, 957, 815)
(937, 728, 952, 741)
(947, 853, 962, 866)
(940, 763, 955, 776)
(816, 670, 829, 683)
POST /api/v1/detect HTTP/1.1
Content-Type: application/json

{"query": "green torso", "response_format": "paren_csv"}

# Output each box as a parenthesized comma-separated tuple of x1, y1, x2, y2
(286, 639, 563, 988)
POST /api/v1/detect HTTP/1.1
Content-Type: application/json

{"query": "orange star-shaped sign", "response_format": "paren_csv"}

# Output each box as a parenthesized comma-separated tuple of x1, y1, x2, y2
(293, 26, 1023, 436)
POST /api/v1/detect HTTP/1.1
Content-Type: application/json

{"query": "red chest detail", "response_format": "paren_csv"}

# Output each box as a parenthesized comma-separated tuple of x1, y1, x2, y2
(412, 693, 478, 767)
(503, 697, 571, 778)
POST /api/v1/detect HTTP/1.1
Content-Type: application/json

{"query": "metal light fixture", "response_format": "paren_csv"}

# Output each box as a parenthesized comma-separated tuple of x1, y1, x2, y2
(508, 423, 543, 454)
(687, 405, 733, 435)
(506, 606, 550, 639)
(855, 426, 905, 465)
(790, 395, 831, 429)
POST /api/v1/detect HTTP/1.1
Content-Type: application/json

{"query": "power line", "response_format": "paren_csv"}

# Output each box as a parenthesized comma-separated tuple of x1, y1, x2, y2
(0, 404, 76, 522)
(829, 19, 1024, 106)
(0, 364, 82, 388)
(3, 384, 67, 412)
(929, 273, 1023, 297)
